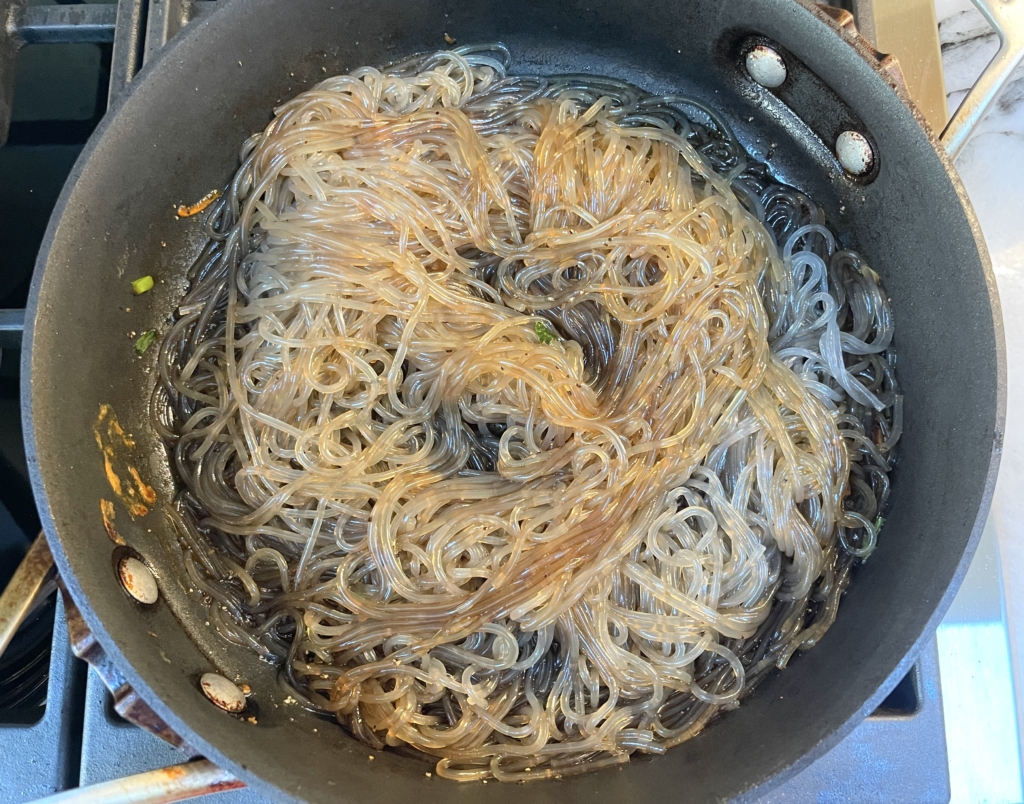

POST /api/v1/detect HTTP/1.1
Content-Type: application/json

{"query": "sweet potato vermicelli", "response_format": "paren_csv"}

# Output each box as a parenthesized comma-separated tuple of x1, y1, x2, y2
(155, 45, 901, 780)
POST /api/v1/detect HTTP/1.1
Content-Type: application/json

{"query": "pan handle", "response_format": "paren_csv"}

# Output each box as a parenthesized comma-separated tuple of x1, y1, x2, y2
(941, 0, 1024, 160)
(0, 532, 56, 660)
(28, 760, 242, 804)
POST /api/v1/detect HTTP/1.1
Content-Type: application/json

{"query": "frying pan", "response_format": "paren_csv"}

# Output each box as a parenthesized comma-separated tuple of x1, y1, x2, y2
(15, 0, 1011, 801)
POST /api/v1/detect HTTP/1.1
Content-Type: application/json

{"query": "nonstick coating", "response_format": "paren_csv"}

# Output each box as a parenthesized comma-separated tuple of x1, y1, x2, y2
(23, 0, 1004, 801)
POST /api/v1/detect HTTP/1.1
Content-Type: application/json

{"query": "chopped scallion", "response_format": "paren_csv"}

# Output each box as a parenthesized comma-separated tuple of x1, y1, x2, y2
(135, 329, 158, 355)
(535, 320, 557, 345)
(132, 275, 155, 295)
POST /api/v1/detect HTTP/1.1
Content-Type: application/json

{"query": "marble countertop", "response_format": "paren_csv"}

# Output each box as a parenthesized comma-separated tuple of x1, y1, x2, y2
(933, 1, 1024, 802)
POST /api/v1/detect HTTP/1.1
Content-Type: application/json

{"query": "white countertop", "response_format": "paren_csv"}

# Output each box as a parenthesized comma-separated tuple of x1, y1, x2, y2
(934, 1, 1024, 801)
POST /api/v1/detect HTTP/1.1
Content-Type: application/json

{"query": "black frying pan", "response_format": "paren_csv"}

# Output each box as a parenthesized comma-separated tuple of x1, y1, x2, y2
(21, 1, 1005, 801)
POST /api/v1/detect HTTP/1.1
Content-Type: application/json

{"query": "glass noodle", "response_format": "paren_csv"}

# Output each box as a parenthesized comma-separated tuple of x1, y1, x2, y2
(153, 45, 901, 781)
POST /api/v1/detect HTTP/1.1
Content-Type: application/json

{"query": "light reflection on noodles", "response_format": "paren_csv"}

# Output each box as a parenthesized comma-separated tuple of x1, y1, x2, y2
(154, 45, 900, 780)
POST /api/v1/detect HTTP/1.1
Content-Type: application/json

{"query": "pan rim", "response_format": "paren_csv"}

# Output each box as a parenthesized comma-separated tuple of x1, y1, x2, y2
(20, 0, 1006, 801)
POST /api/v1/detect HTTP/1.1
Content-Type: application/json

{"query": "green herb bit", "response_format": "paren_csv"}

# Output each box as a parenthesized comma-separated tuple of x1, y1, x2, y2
(873, 516, 885, 533)
(135, 329, 158, 355)
(132, 275, 155, 295)
(535, 320, 557, 345)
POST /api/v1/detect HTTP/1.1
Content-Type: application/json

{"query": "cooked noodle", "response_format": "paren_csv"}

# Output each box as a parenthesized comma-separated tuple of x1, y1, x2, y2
(154, 45, 900, 780)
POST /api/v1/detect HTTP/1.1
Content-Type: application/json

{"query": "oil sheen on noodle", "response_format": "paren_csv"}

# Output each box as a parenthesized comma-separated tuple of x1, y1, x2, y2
(154, 45, 901, 781)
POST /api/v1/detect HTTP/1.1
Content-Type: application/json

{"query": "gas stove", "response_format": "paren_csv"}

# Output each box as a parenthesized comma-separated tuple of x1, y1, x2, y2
(0, 2, 1019, 803)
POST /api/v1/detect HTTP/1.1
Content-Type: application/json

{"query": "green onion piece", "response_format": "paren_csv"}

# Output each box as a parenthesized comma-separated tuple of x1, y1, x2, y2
(135, 329, 158, 355)
(535, 320, 557, 345)
(131, 275, 155, 295)
(874, 516, 885, 532)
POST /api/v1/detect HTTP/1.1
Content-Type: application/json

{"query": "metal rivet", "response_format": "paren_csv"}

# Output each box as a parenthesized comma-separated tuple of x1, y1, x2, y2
(836, 130, 874, 175)
(118, 556, 158, 604)
(745, 45, 787, 89)
(200, 673, 247, 713)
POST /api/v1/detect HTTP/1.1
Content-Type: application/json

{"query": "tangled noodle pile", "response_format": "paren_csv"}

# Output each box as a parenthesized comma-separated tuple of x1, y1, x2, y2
(155, 45, 901, 780)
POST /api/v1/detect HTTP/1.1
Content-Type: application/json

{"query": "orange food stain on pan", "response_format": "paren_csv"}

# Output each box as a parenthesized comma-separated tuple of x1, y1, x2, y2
(93, 404, 156, 519)
(100, 499, 125, 545)
(177, 189, 220, 217)
(128, 466, 157, 504)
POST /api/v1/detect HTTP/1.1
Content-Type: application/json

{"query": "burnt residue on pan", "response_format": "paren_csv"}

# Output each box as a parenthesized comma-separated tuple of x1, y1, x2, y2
(100, 498, 125, 544)
(93, 403, 157, 519)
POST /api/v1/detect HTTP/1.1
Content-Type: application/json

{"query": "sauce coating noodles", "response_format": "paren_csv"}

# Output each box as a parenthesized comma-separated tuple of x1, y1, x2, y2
(155, 45, 900, 780)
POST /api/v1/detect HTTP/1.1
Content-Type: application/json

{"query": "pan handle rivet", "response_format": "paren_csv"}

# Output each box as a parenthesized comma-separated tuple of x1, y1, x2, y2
(836, 130, 875, 175)
(118, 556, 159, 605)
(200, 673, 247, 713)
(745, 45, 787, 89)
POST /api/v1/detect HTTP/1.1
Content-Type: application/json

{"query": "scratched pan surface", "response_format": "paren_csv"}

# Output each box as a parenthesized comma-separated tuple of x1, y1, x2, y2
(22, 1, 1004, 802)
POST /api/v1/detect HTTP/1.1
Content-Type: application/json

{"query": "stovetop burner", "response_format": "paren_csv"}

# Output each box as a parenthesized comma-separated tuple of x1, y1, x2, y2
(0, 2, 1006, 802)
(0, 595, 53, 717)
